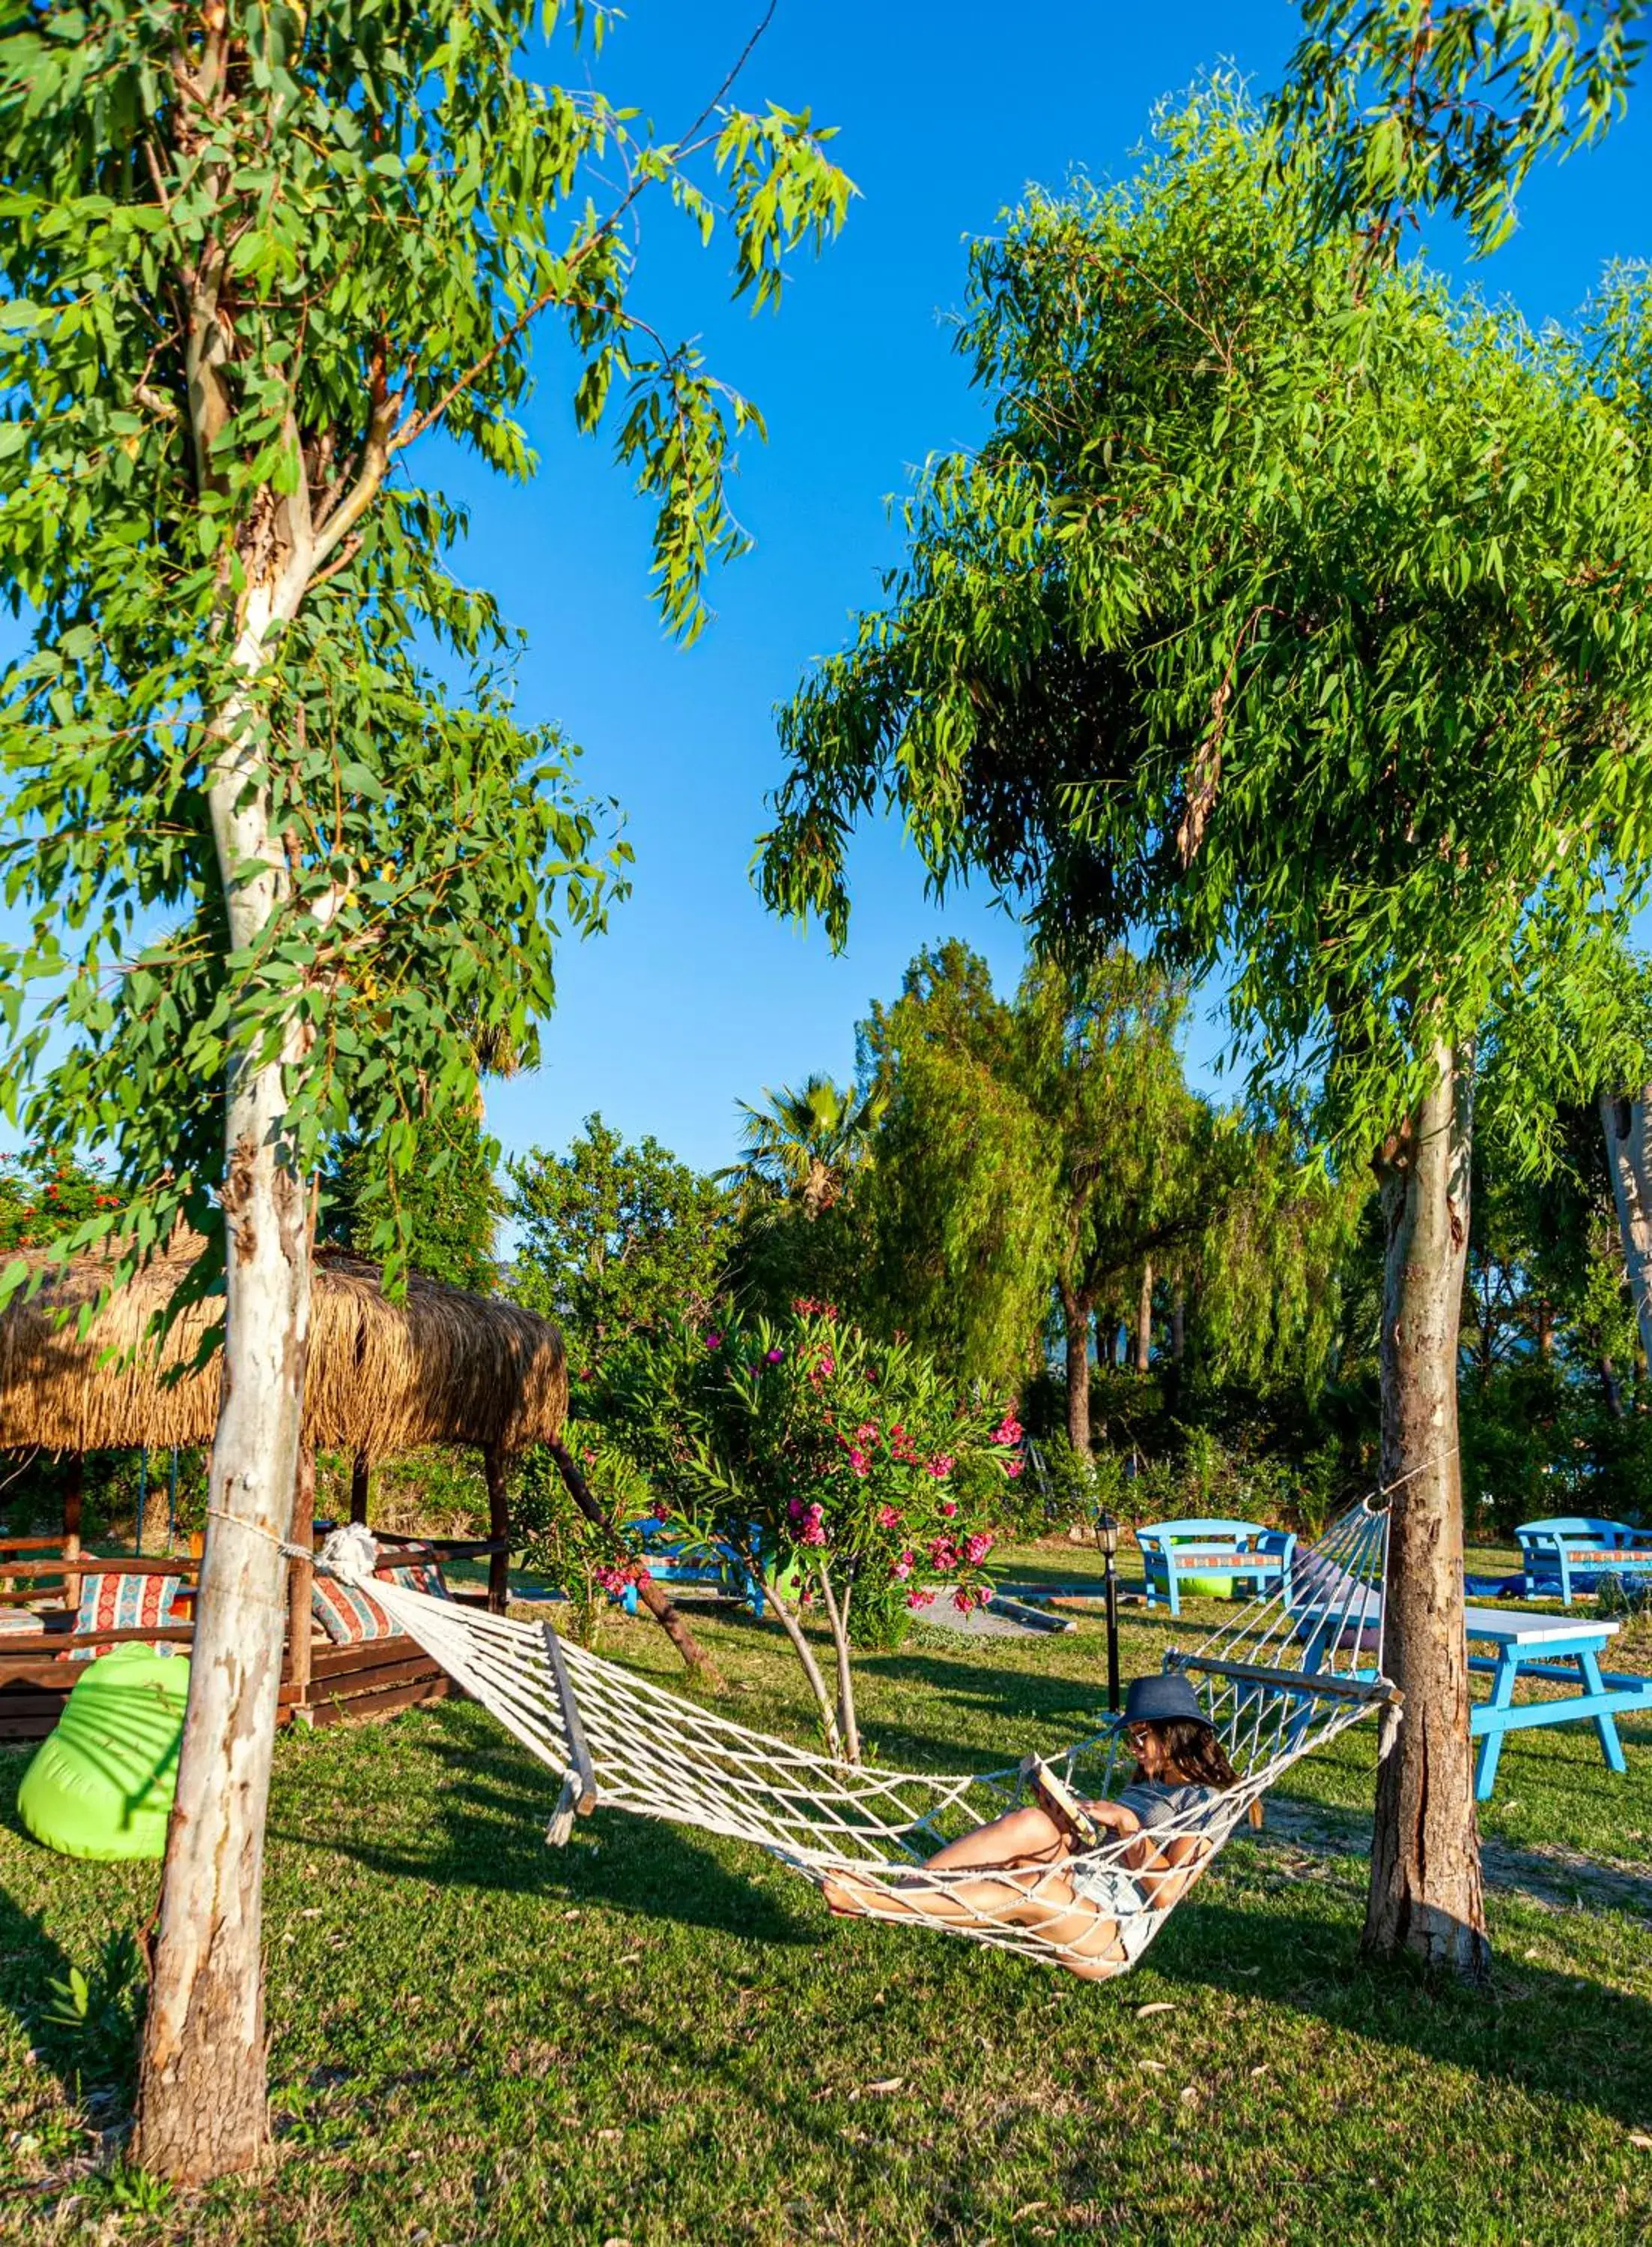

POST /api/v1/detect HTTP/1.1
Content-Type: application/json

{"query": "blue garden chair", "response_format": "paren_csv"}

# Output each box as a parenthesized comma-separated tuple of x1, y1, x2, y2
(1136, 1517, 1296, 1619)
(1514, 1516, 1652, 1607)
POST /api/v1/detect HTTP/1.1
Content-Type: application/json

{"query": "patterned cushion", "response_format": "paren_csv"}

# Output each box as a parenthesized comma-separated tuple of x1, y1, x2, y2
(0, 1604, 46, 1636)
(73, 1571, 183, 1660)
(311, 1574, 395, 1643)
(382, 1562, 452, 1601)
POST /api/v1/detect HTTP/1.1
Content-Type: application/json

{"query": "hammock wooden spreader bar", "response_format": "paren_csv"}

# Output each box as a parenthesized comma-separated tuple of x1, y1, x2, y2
(299, 1496, 1397, 1974)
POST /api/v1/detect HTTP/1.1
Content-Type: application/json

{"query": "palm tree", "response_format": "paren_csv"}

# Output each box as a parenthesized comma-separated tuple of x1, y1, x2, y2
(723, 1075, 887, 1220)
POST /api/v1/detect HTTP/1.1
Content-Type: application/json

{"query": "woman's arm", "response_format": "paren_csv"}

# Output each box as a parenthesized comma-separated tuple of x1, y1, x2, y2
(1124, 1831, 1212, 1908)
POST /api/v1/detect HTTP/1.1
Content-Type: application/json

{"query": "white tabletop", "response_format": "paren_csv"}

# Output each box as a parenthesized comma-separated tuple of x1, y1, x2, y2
(1463, 1606, 1618, 1647)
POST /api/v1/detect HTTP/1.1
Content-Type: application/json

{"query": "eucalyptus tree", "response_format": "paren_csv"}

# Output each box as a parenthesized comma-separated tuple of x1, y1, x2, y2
(760, 91, 1652, 1972)
(0, 0, 848, 2180)
(1276, 0, 1645, 251)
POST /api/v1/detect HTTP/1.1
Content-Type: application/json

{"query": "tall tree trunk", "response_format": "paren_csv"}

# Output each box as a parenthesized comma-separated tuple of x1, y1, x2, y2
(1600, 1090, 1652, 1372)
(1534, 1299, 1554, 1362)
(1060, 1286, 1093, 1458)
(1599, 1355, 1627, 1421)
(134, 1046, 313, 2177)
(134, 532, 321, 2177)
(1364, 1040, 1487, 1979)
(1133, 1261, 1153, 1374)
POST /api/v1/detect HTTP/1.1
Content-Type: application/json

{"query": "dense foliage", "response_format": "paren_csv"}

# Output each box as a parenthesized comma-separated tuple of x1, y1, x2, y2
(591, 1305, 1027, 1759)
(509, 1115, 734, 1367)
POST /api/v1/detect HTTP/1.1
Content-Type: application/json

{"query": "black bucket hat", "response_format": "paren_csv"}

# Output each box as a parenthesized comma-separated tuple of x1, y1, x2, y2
(1109, 1670, 1212, 1732)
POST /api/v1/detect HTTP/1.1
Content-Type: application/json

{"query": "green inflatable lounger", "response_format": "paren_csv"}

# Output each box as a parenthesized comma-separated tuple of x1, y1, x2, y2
(18, 1643, 189, 1861)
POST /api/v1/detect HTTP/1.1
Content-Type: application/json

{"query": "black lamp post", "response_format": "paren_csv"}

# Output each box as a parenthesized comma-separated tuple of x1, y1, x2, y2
(1096, 1508, 1121, 1714)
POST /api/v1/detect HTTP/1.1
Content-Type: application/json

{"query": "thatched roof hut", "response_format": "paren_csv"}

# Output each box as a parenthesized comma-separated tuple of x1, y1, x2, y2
(0, 1236, 567, 1461)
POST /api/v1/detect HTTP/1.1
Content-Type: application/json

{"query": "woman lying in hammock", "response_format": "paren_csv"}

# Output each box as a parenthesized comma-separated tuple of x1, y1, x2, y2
(821, 1673, 1239, 1979)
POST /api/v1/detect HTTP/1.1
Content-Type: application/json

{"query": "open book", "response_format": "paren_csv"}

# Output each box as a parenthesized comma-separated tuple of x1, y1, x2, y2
(1019, 1753, 1100, 1850)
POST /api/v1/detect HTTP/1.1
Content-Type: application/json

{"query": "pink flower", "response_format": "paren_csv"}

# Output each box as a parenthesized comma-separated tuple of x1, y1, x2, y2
(848, 1449, 870, 1478)
(906, 1587, 936, 1610)
(890, 1549, 915, 1581)
(800, 1519, 827, 1547)
(1005, 1458, 1024, 1479)
(765, 1347, 785, 1364)
(953, 1587, 979, 1613)
(788, 1497, 806, 1522)
(928, 1536, 959, 1571)
(854, 1422, 879, 1444)
(705, 1330, 722, 1350)
(876, 1504, 902, 1529)
(993, 1414, 1024, 1447)
(965, 1532, 994, 1566)
(926, 1455, 954, 1481)
(938, 1498, 958, 1518)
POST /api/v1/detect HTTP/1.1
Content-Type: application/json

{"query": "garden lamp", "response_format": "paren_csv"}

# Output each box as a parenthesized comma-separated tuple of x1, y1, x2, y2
(1095, 1508, 1121, 1714)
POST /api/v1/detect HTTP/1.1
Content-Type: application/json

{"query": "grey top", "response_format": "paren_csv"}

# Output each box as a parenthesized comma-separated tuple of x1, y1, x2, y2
(1117, 1780, 1218, 1832)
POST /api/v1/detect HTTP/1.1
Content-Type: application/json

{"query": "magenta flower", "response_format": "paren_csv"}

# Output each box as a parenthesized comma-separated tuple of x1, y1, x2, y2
(928, 1536, 959, 1571)
(854, 1421, 879, 1445)
(876, 1503, 902, 1529)
(1005, 1458, 1024, 1480)
(788, 1497, 806, 1521)
(907, 1587, 936, 1610)
(848, 1449, 870, 1478)
(938, 1497, 958, 1518)
(765, 1346, 785, 1363)
(652, 1502, 672, 1524)
(993, 1414, 1024, 1447)
(890, 1549, 915, 1581)
(800, 1519, 827, 1547)
(926, 1455, 954, 1481)
(705, 1331, 723, 1350)
(965, 1531, 994, 1565)
(952, 1587, 979, 1613)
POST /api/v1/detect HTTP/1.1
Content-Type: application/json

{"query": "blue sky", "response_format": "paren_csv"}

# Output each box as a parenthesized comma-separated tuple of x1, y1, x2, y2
(449, 0, 1652, 1175)
(7, 3, 1652, 1179)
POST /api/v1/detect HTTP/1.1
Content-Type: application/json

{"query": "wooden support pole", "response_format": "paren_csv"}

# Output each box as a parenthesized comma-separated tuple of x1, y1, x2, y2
(483, 1446, 510, 1614)
(350, 1452, 370, 1527)
(287, 1446, 315, 1719)
(62, 1452, 83, 1613)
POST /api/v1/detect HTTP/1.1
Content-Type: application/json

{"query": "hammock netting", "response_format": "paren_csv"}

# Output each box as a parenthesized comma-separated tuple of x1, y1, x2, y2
(311, 1497, 1397, 1975)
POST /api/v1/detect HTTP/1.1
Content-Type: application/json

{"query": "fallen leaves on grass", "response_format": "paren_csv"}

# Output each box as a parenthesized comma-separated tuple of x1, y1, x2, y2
(1136, 2002, 1176, 2018)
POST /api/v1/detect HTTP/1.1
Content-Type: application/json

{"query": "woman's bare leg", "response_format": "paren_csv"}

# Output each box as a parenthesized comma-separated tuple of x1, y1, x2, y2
(926, 1804, 1065, 1872)
(819, 1858, 1129, 1979)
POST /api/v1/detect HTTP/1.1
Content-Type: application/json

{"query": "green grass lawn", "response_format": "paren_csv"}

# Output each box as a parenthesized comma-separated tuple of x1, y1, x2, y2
(2, 1546, 1651, 2246)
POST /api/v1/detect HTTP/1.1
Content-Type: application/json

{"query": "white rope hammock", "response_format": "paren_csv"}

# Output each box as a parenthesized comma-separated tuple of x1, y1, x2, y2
(305, 1497, 1399, 1975)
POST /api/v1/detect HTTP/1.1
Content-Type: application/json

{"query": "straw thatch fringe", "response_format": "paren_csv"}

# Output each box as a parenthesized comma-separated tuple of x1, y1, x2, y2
(0, 1236, 566, 1459)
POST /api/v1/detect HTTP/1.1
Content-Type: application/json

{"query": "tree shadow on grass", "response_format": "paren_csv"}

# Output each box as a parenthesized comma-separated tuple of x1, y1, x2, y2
(266, 1702, 817, 1951)
(1139, 1890, 1652, 2134)
(0, 1754, 145, 2120)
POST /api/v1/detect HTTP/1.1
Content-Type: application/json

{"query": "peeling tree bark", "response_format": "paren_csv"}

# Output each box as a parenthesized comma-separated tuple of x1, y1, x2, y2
(1600, 1090, 1652, 1373)
(1363, 1040, 1488, 1979)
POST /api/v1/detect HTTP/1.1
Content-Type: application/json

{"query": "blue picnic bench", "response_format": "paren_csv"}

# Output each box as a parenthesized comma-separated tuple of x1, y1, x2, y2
(1465, 1605, 1652, 1800)
(1514, 1516, 1652, 1607)
(616, 1518, 768, 1619)
(1136, 1518, 1296, 1619)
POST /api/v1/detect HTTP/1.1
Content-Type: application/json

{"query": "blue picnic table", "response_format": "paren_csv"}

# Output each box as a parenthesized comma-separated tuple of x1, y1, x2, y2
(1464, 1606, 1652, 1801)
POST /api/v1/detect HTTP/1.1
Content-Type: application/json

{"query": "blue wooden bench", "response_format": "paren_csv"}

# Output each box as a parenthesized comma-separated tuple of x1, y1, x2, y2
(616, 1518, 768, 1618)
(1136, 1517, 1296, 1619)
(1514, 1516, 1652, 1607)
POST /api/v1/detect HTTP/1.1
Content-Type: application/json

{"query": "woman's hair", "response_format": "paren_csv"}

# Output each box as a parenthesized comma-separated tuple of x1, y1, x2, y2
(1140, 1717, 1238, 1791)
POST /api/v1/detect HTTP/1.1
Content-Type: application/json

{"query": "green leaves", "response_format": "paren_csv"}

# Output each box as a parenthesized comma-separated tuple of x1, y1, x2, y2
(0, 0, 848, 1294)
(1272, 1, 1645, 255)
(760, 84, 1652, 1165)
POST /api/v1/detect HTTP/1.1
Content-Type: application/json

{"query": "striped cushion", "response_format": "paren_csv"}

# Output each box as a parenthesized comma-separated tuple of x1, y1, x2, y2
(383, 1563, 452, 1601)
(311, 1574, 395, 1643)
(73, 1571, 183, 1660)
